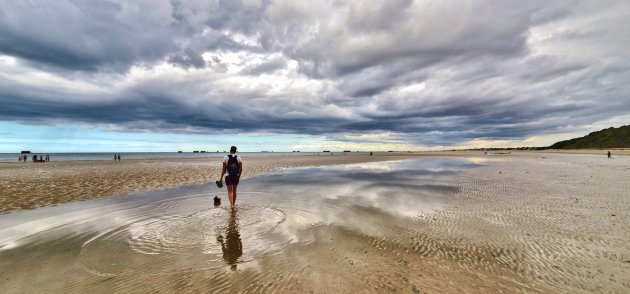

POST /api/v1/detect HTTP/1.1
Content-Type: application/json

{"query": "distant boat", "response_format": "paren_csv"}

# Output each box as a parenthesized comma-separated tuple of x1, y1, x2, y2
(343, 150, 351, 152)
(177, 151, 183, 153)
(201, 151, 206, 153)
(193, 151, 199, 153)
(20, 150, 31, 154)
(323, 150, 330, 152)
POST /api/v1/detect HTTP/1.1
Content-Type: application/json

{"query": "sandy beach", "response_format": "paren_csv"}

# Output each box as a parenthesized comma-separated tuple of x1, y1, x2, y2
(0, 153, 422, 213)
(1, 151, 629, 293)
(419, 153, 630, 293)
(4, 0, 629, 292)
(0, 150, 625, 213)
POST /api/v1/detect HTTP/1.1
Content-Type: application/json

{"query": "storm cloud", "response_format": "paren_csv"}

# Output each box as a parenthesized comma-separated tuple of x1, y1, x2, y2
(0, 0, 629, 147)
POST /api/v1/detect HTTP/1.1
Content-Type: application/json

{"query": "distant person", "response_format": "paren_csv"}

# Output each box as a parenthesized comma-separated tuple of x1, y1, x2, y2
(608, 151, 612, 159)
(32, 155, 37, 162)
(114, 154, 117, 161)
(18, 156, 22, 162)
(45, 155, 50, 162)
(118, 154, 121, 161)
(219, 146, 243, 210)
(370, 151, 373, 156)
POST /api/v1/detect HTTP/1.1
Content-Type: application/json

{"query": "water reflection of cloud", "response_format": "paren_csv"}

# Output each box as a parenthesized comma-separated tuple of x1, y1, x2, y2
(465, 157, 496, 165)
(244, 158, 477, 239)
(346, 161, 398, 171)
(0, 157, 479, 270)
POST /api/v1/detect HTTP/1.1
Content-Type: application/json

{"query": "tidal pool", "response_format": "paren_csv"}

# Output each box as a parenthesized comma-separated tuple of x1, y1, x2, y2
(0, 158, 479, 293)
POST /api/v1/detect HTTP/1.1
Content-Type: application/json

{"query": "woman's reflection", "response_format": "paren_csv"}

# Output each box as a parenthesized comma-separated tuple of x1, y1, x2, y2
(217, 209, 243, 270)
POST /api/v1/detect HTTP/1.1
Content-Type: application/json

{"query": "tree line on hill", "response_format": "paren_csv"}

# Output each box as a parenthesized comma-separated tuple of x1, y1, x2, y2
(548, 125, 630, 149)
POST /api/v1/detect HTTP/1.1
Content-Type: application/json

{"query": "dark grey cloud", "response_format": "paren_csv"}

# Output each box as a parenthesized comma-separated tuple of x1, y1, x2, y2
(0, 0, 629, 147)
(169, 47, 207, 69)
(241, 58, 287, 76)
(0, 1, 175, 71)
(277, 0, 547, 78)
(0, 1, 268, 72)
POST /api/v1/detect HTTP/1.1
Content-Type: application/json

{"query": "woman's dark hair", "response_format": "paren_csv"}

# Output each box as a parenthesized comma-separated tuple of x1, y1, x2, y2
(230, 146, 237, 152)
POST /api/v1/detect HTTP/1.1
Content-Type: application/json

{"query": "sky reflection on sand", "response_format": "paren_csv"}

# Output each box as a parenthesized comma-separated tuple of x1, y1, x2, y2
(0, 157, 479, 292)
(0, 158, 478, 251)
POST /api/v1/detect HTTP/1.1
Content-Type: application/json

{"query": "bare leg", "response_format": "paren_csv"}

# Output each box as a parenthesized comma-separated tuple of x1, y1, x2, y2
(233, 185, 237, 208)
(227, 185, 235, 209)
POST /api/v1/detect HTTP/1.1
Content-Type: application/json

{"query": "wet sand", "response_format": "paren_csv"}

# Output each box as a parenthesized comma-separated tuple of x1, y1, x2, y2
(0, 152, 628, 293)
(1, 150, 623, 214)
(424, 154, 630, 293)
(0, 154, 418, 213)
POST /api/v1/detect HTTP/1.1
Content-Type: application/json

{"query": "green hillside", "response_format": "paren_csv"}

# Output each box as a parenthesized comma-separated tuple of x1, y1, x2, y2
(549, 125, 630, 149)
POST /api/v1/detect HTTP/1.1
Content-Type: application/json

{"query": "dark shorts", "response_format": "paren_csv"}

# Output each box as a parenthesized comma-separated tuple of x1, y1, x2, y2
(225, 174, 240, 186)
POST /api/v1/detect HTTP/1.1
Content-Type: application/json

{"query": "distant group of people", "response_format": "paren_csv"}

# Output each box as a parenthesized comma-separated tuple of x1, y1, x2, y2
(19, 154, 49, 162)
(114, 154, 121, 161)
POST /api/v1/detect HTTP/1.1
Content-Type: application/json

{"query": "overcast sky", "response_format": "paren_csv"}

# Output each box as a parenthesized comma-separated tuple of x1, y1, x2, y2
(1, 0, 629, 152)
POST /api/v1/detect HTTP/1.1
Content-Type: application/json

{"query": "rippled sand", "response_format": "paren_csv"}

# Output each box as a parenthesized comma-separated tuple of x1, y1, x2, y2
(437, 154, 630, 293)
(1, 153, 629, 293)
(0, 154, 417, 213)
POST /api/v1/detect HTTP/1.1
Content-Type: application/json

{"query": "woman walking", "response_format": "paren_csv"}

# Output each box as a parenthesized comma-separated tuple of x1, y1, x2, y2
(219, 146, 243, 209)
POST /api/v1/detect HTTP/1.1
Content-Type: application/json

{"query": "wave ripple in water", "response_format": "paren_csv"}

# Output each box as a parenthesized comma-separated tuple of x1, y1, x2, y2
(2, 157, 587, 293)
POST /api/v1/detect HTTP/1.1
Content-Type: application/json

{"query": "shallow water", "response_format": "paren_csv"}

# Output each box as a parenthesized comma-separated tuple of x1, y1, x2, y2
(0, 158, 478, 293)
(0, 151, 371, 163)
(1, 151, 219, 163)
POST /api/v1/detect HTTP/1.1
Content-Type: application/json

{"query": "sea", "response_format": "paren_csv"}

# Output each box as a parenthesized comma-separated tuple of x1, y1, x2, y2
(0, 151, 371, 163)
